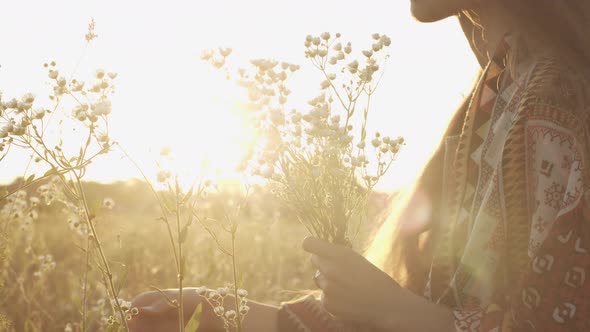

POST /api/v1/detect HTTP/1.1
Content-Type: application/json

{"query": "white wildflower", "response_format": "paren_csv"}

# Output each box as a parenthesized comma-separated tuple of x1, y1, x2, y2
(6, 98, 18, 109)
(30, 197, 41, 206)
(112, 299, 132, 311)
(344, 43, 352, 54)
(219, 47, 232, 57)
(225, 310, 237, 320)
(156, 170, 171, 183)
(91, 100, 112, 116)
(32, 108, 46, 119)
(217, 287, 229, 297)
(372, 42, 383, 52)
(48, 70, 59, 79)
(195, 286, 207, 296)
(21, 93, 35, 104)
(348, 60, 359, 74)
(0, 123, 11, 138)
(213, 306, 225, 316)
(71, 80, 85, 91)
(200, 50, 214, 60)
(102, 198, 115, 210)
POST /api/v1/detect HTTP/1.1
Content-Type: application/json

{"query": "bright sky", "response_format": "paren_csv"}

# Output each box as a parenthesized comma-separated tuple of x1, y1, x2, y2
(0, 0, 479, 192)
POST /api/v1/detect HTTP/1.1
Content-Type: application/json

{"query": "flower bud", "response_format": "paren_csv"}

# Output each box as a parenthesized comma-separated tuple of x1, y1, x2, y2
(48, 70, 59, 79)
(213, 306, 225, 316)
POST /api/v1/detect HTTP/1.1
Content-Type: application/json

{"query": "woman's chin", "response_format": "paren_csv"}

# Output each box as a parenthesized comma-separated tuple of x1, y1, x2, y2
(410, 0, 456, 22)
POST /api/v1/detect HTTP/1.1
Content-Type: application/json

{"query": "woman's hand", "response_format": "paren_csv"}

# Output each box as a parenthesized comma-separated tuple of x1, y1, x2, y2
(303, 237, 402, 330)
(127, 288, 223, 332)
(303, 237, 455, 332)
(128, 288, 280, 332)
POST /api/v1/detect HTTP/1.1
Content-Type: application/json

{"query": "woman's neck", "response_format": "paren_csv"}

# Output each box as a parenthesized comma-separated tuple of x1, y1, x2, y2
(459, 5, 513, 68)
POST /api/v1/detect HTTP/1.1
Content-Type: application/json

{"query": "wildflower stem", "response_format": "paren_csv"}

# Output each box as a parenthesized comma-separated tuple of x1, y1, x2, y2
(115, 144, 180, 266)
(81, 236, 90, 332)
(231, 232, 242, 332)
(176, 190, 185, 332)
(73, 174, 129, 330)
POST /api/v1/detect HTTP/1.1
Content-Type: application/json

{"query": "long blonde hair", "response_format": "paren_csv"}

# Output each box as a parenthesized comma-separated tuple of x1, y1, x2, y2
(366, 0, 590, 292)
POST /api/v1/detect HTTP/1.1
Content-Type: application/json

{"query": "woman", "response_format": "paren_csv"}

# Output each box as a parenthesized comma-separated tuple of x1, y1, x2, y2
(130, 0, 590, 330)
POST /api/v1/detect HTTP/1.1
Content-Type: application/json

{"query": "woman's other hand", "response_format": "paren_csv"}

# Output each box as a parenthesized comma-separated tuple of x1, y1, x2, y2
(128, 288, 280, 332)
(128, 288, 222, 332)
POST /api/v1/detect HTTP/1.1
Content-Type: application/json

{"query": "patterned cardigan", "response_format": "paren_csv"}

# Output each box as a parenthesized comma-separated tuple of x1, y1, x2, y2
(278, 40, 590, 331)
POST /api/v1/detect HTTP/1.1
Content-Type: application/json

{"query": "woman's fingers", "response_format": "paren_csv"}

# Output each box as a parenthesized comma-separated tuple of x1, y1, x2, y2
(302, 236, 352, 261)
(310, 254, 351, 284)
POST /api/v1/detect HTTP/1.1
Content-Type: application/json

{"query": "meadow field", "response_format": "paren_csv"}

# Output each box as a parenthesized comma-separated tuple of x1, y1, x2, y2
(0, 178, 389, 331)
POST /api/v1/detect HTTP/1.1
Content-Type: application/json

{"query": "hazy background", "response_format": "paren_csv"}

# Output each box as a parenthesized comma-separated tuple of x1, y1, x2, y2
(0, 0, 479, 191)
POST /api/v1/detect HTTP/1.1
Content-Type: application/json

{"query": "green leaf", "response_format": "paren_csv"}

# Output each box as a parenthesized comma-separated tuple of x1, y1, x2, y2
(116, 324, 126, 332)
(184, 303, 203, 332)
(43, 168, 56, 177)
(25, 174, 35, 184)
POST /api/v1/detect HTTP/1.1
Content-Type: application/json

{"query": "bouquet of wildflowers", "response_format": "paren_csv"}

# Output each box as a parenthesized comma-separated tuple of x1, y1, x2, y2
(203, 33, 403, 246)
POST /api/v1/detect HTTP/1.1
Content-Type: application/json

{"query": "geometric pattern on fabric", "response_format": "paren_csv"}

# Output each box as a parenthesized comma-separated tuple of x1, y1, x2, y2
(430, 38, 514, 309)
(429, 42, 590, 331)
